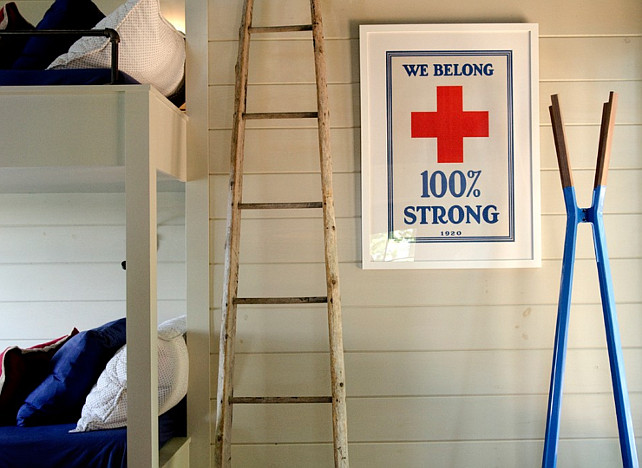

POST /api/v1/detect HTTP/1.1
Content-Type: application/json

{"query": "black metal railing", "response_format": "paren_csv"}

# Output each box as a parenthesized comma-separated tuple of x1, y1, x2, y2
(0, 28, 120, 83)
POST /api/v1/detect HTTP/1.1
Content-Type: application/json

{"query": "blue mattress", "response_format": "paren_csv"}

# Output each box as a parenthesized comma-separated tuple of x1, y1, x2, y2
(0, 397, 186, 468)
(0, 68, 185, 105)
(0, 68, 137, 86)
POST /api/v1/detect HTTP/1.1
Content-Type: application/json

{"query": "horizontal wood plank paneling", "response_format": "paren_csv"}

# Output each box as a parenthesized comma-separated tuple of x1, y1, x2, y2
(209, 124, 641, 175)
(0, 193, 184, 225)
(209, 83, 359, 130)
(211, 258, 642, 307)
(0, 192, 186, 345)
(209, 303, 642, 354)
(0, 225, 184, 263)
(207, 0, 642, 465)
(539, 37, 642, 81)
(209, 37, 642, 87)
(227, 349, 642, 397)
(209, 127, 360, 174)
(211, 214, 642, 264)
(209, 0, 642, 40)
(0, 300, 185, 336)
(224, 393, 641, 443)
(229, 439, 642, 468)
(209, 39, 356, 86)
(0, 301, 184, 348)
(540, 124, 641, 170)
(539, 81, 642, 124)
(209, 81, 641, 131)
(0, 263, 185, 302)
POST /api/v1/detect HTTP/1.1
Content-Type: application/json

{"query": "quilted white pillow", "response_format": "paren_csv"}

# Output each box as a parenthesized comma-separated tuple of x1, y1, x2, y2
(47, 0, 185, 97)
(71, 316, 188, 432)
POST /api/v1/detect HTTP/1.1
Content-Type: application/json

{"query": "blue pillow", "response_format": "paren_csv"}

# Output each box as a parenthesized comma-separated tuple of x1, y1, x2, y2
(16, 318, 125, 426)
(11, 0, 104, 70)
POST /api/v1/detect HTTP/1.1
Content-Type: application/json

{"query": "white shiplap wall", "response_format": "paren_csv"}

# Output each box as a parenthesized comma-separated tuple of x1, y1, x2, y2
(0, 192, 186, 349)
(209, 0, 641, 467)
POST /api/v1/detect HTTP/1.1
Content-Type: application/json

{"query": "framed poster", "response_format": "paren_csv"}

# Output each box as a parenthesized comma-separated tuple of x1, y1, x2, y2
(360, 23, 540, 269)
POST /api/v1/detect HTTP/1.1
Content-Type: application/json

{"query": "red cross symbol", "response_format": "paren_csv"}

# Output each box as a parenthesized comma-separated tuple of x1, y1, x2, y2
(411, 86, 489, 164)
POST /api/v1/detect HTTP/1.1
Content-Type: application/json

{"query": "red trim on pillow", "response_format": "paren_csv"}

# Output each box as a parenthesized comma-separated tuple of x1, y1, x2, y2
(0, 2, 35, 68)
(0, 328, 78, 425)
(0, 2, 33, 30)
(26, 330, 79, 351)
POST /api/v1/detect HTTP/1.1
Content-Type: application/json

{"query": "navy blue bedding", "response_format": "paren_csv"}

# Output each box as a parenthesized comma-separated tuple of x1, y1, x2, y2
(0, 397, 186, 468)
(0, 423, 129, 467)
(0, 68, 185, 105)
(0, 68, 137, 86)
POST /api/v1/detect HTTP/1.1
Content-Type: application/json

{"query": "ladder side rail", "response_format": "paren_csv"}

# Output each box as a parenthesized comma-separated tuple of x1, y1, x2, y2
(214, 0, 254, 466)
(310, 0, 349, 466)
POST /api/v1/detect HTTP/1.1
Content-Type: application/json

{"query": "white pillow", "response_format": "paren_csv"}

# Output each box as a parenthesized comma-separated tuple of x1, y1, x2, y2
(158, 314, 186, 341)
(47, 0, 185, 97)
(71, 316, 188, 432)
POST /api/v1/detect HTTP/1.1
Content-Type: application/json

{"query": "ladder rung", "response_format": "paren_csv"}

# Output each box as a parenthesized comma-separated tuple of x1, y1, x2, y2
(234, 296, 328, 305)
(243, 111, 318, 120)
(232, 396, 332, 404)
(249, 24, 313, 34)
(240, 202, 323, 210)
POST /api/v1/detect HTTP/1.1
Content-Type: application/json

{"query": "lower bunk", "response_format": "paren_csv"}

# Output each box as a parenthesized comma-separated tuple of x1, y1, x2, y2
(0, 316, 189, 468)
(0, 398, 186, 468)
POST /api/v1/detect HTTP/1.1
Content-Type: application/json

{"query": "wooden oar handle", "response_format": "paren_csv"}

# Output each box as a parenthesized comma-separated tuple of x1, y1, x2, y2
(549, 94, 574, 188)
(594, 92, 618, 188)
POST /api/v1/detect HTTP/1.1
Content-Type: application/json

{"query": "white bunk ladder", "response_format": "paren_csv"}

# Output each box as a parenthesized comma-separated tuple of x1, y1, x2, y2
(213, 0, 349, 466)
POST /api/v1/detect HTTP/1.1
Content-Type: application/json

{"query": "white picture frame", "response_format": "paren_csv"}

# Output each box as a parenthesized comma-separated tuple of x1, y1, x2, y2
(360, 23, 540, 269)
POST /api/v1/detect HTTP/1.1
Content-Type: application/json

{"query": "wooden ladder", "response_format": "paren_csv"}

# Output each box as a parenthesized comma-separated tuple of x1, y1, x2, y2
(213, 0, 349, 467)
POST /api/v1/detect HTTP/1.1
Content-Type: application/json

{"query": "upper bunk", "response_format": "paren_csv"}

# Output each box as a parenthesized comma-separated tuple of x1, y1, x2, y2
(0, 84, 187, 192)
(0, 0, 189, 187)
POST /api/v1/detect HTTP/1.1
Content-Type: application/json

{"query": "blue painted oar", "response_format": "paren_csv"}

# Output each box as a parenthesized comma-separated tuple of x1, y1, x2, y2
(542, 92, 638, 468)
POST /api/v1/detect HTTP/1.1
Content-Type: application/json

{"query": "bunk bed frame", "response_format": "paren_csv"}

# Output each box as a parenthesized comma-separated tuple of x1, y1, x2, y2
(0, 11, 210, 463)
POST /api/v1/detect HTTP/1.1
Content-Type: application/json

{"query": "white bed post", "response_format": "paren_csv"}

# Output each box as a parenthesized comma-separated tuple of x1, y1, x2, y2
(185, 0, 211, 463)
(126, 92, 160, 468)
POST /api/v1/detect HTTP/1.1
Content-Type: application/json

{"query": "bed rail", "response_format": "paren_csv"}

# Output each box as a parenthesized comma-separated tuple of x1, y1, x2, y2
(0, 28, 120, 83)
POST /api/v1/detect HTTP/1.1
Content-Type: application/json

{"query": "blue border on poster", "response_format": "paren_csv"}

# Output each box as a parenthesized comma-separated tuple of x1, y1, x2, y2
(385, 50, 515, 243)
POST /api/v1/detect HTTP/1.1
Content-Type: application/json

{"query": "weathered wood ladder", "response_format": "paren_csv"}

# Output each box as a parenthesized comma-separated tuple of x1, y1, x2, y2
(214, 0, 349, 466)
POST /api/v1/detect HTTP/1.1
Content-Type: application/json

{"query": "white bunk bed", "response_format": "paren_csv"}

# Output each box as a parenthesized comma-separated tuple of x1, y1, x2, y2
(0, 83, 207, 466)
